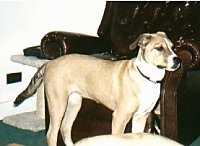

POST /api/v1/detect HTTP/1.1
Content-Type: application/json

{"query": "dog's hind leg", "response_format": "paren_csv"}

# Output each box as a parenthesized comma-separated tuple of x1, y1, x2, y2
(46, 91, 69, 146)
(60, 92, 82, 146)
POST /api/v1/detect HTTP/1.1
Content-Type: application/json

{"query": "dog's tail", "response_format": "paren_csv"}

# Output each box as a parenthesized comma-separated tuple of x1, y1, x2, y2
(14, 64, 46, 106)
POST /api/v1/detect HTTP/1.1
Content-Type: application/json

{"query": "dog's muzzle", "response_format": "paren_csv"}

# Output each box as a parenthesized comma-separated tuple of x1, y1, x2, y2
(160, 56, 181, 71)
(171, 57, 182, 69)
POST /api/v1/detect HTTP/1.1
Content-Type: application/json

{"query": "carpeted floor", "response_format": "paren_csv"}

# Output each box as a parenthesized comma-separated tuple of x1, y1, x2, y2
(190, 137, 200, 146)
(0, 120, 47, 146)
(0, 120, 200, 146)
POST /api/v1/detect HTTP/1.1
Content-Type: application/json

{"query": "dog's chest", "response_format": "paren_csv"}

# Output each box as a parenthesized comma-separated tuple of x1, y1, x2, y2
(136, 82, 160, 114)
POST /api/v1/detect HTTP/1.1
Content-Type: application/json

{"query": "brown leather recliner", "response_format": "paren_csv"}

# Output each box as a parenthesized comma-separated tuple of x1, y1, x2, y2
(41, 2, 200, 145)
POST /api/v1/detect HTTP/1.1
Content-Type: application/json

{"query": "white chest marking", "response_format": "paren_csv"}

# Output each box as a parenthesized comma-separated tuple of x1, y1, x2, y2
(136, 82, 160, 115)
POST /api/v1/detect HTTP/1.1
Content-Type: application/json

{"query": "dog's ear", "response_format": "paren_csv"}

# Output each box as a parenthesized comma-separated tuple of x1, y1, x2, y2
(129, 33, 151, 50)
(138, 34, 151, 49)
(156, 31, 166, 36)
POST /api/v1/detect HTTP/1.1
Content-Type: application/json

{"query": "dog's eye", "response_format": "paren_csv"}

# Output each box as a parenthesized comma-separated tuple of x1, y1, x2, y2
(155, 47, 163, 52)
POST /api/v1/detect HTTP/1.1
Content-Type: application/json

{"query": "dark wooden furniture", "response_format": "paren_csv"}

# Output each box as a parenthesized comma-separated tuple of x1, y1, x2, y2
(41, 2, 200, 145)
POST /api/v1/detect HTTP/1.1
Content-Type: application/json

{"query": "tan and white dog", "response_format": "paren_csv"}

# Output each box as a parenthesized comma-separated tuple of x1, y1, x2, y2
(74, 133, 184, 146)
(14, 32, 181, 146)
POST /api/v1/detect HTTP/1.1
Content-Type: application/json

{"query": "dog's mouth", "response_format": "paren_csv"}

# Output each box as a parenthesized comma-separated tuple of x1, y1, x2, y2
(157, 65, 165, 69)
(157, 57, 181, 71)
(171, 62, 181, 70)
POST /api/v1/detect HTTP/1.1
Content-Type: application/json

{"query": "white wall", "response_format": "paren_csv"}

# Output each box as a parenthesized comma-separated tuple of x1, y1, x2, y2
(0, 0, 106, 119)
(0, 0, 106, 62)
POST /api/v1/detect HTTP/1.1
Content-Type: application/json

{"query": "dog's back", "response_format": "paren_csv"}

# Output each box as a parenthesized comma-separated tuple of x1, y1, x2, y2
(44, 54, 133, 110)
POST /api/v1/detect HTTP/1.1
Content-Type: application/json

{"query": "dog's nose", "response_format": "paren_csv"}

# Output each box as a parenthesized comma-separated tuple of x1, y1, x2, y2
(173, 57, 182, 64)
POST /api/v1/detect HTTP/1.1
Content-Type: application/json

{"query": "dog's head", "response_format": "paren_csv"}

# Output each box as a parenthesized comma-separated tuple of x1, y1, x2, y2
(129, 32, 181, 71)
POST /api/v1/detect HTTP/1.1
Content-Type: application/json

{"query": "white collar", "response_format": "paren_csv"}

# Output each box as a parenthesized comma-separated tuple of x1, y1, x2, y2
(135, 55, 165, 83)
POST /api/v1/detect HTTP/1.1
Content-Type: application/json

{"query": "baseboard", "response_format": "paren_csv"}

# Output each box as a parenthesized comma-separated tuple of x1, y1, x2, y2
(0, 95, 36, 120)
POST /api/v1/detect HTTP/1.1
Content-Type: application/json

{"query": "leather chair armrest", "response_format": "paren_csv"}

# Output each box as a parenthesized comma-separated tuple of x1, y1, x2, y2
(160, 38, 200, 143)
(41, 31, 110, 60)
(174, 38, 200, 71)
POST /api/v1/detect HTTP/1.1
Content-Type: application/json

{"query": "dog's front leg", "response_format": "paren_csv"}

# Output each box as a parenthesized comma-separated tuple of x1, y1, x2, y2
(112, 98, 138, 134)
(112, 97, 139, 134)
(131, 112, 149, 133)
(112, 109, 135, 134)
